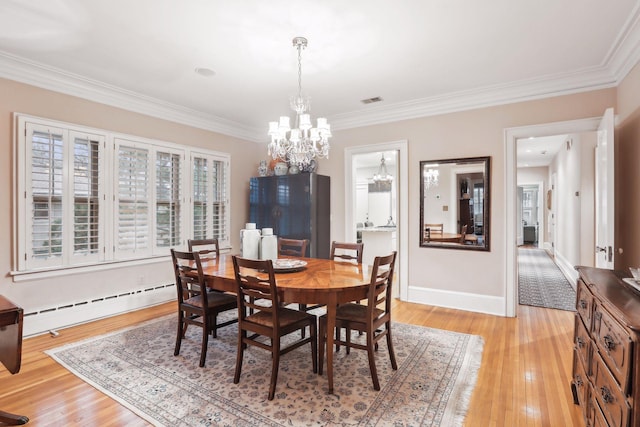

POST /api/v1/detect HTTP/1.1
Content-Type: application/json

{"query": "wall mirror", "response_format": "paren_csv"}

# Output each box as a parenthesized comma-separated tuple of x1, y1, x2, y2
(420, 156, 491, 251)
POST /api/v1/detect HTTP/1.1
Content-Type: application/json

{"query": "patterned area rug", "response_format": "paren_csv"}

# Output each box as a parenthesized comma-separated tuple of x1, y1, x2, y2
(46, 313, 483, 426)
(518, 247, 576, 311)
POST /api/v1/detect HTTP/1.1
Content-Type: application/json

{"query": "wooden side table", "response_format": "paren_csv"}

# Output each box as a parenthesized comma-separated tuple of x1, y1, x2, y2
(0, 295, 29, 425)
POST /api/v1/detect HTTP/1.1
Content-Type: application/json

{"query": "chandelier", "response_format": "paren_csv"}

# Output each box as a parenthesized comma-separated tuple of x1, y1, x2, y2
(423, 166, 439, 189)
(268, 37, 331, 168)
(372, 154, 393, 183)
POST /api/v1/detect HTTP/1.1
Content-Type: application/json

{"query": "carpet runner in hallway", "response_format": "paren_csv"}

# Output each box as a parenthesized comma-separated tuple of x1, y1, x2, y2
(518, 247, 576, 311)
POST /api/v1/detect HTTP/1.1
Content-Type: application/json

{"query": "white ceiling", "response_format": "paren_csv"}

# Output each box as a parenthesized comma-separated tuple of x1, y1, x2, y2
(1, 1, 639, 145)
(517, 135, 567, 168)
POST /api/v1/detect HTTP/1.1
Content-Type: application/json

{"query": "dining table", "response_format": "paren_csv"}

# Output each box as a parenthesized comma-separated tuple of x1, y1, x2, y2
(199, 253, 372, 394)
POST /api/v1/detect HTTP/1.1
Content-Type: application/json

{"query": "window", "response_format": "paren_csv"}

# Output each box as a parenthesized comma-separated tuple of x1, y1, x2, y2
(156, 150, 182, 249)
(15, 114, 231, 273)
(192, 152, 230, 247)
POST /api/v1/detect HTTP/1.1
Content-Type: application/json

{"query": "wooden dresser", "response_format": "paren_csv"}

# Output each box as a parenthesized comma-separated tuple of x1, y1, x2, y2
(572, 266, 640, 427)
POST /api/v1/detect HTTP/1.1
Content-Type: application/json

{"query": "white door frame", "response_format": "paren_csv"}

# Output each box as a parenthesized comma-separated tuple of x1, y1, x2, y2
(345, 140, 409, 301)
(505, 117, 600, 317)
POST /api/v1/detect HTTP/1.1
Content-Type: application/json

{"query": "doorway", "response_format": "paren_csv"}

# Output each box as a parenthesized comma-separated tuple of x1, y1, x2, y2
(345, 140, 408, 301)
(505, 117, 601, 317)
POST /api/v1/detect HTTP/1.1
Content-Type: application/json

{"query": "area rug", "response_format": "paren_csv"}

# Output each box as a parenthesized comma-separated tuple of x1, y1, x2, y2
(46, 313, 483, 426)
(518, 247, 576, 311)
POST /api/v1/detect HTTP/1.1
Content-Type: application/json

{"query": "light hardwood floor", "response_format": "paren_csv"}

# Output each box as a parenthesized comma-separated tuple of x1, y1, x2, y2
(0, 300, 584, 426)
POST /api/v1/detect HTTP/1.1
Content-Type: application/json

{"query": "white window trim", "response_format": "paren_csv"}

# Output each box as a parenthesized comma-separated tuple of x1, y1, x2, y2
(12, 113, 232, 278)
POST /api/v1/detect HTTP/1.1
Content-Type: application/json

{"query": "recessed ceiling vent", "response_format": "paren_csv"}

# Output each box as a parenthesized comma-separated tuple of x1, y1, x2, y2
(361, 96, 383, 104)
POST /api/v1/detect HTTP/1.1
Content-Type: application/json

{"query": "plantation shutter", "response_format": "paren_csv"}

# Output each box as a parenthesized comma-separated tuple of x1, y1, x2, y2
(211, 158, 229, 245)
(115, 140, 151, 258)
(71, 131, 104, 263)
(26, 124, 66, 269)
(155, 149, 183, 250)
(192, 153, 230, 248)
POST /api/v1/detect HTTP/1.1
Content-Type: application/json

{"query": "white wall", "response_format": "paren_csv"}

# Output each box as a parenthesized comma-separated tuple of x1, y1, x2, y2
(0, 77, 618, 329)
(327, 88, 615, 316)
(548, 132, 597, 278)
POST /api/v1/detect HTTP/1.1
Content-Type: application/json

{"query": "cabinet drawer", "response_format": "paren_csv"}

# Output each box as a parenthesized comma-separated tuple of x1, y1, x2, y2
(577, 279, 594, 329)
(573, 350, 589, 408)
(592, 394, 610, 427)
(593, 304, 633, 393)
(593, 351, 630, 427)
(588, 383, 611, 427)
(575, 314, 591, 370)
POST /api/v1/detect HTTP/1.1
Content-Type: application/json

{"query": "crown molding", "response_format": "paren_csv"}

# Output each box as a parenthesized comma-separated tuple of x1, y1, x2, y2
(0, 51, 262, 142)
(329, 66, 618, 131)
(2, 7, 640, 143)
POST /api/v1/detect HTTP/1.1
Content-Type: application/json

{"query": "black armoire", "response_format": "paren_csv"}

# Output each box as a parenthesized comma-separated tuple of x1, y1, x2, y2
(249, 173, 330, 258)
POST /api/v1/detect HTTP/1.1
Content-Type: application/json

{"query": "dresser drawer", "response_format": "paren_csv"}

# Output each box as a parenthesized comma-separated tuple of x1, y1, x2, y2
(592, 393, 611, 427)
(593, 351, 630, 427)
(593, 304, 633, 393)
(577, 279, 594, 329)
(573, 350, 589, 408)
(575, 314, 591, 370)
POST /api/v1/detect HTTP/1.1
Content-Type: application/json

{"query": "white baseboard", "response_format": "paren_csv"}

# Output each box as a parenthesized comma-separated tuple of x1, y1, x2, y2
(406, 286, 506, 316)
(552, 252, 578, 290)
(23, 284, 175, 337)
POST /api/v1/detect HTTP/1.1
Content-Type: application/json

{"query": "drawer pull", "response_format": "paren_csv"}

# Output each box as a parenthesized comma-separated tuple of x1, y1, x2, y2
(575, 374, 583, 387)
(603, 335, 616, 351)
(600, 386, 614, 404)
(576, 336, 584, 347)
(579, 299, 588, 310)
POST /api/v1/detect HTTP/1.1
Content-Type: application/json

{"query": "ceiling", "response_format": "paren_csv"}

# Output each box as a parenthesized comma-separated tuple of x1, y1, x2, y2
(517, 135, 567, 168)
(1, 1, 639, 145)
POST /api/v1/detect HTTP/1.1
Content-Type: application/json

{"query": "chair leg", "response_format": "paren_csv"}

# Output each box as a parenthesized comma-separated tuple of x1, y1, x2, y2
(366, 330, 380, 391)
(318, 318, 326, 375)
(234, 331, 245, 384)
(211, 316, 218, 338)
(174, 311, 183, 356)
(199, 318, 209, 367)
(310, 321, 318, 374)
(345, 326, 351, 355)
(299, 304, 307, 338)
(268, 341, 281, 400)
(386, 322, 398, 370)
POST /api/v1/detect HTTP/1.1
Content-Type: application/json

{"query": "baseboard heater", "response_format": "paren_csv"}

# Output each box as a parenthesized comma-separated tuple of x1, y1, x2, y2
(22, 283, 176, 337)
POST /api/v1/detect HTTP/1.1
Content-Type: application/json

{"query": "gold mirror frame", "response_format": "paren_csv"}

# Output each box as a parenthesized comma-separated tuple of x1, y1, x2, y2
(419, 156, 491, 251)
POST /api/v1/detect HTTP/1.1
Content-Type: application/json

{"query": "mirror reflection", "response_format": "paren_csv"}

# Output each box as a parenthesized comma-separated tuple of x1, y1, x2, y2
(420, 156, 490, 251)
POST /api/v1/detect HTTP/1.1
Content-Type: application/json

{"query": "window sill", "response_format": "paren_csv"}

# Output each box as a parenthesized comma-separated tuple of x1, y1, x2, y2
(10, 256, 172, 282)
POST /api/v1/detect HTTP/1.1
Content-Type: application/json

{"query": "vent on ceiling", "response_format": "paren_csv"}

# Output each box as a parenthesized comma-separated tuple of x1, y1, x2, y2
(361, 96, 383, 104)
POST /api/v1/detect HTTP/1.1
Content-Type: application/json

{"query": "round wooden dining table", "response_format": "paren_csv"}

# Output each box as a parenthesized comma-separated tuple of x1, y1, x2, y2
(199, 254, 372, 394)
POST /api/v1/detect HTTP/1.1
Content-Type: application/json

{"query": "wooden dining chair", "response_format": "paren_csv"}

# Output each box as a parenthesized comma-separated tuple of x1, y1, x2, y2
(232, 256, 318, 400)
(330, 241, 364, 264)
(459, 224, 468, 244)
(171, 249, 238, 367)
(188, 238, 220, 259)
(318, 251, 398, 391)
(278, 238, 309, 257)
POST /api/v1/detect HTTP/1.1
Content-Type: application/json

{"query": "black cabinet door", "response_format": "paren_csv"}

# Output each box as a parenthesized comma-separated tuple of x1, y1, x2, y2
(249, 174, 330, 258)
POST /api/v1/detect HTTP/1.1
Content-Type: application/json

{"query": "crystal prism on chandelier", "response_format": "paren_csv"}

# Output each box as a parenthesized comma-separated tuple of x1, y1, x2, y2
(268, 37, 331, 168)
